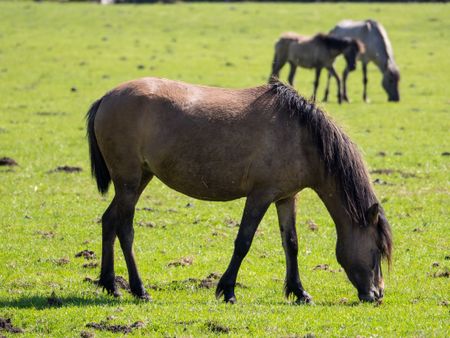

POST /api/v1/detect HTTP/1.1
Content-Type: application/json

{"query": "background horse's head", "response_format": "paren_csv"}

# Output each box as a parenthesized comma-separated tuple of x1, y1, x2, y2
(382, 65, 400, 101)
(335, 203, 392, 302)
(343, 38, 365, 71)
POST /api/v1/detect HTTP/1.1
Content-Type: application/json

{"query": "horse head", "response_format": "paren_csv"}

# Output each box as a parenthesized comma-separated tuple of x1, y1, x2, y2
(343, 38, 365, 71)
(382, 65, 400, 102)
(335, 203, 392, 302)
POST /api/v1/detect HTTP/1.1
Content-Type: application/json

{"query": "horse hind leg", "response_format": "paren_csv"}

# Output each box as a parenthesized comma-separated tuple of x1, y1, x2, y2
(99, 164, 153, 300)
(115, 170, 153, 300)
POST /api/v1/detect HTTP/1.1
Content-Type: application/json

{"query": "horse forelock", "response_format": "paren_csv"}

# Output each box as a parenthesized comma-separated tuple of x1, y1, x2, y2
(266, 81, 377, 226)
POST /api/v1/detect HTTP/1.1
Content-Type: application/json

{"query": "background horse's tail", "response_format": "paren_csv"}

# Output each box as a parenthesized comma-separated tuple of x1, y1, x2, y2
(86, 98, 111, 195)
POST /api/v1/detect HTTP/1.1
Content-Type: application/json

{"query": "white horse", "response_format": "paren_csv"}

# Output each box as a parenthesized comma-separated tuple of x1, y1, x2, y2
(323, 20, 400, 102)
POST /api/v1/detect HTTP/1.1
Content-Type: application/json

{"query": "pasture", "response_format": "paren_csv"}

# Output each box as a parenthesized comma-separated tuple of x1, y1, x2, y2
(0, 2, 449, 336)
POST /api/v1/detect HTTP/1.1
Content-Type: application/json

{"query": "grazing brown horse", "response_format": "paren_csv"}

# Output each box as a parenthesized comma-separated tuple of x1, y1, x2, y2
(86, 77, 392, 304)
(270, 33, 364, 103)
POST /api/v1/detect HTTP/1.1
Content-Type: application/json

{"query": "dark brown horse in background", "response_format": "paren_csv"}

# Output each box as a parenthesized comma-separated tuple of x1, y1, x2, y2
(86, 77, 392, 304)
(270, 33, 364, 103)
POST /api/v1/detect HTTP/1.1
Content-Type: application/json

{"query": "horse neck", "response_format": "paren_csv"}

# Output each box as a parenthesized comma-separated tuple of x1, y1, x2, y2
(312, 176, 354, 237)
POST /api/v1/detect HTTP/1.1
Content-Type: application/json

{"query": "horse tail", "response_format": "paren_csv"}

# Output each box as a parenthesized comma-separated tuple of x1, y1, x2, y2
(86, 98, 111, 195)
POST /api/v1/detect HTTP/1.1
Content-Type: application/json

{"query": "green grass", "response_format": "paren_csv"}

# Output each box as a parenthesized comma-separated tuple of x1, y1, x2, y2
(0, 2, 449, 336)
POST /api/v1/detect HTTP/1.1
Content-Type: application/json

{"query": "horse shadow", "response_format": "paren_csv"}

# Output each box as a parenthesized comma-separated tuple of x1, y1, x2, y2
(0, 295, 133, 310)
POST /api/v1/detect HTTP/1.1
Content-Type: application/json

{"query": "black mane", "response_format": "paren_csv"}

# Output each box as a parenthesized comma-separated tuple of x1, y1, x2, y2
(267, 79, 376, 226)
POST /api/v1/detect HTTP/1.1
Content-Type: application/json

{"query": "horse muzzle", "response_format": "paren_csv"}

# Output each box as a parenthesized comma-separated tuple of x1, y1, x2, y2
(358, 286, 384, 302)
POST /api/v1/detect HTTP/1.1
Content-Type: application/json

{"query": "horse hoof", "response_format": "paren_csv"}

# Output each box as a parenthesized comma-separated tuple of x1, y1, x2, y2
(225, 296, 237, 304)
(136, 293, 152, 302)
(295, 292, 313, 305)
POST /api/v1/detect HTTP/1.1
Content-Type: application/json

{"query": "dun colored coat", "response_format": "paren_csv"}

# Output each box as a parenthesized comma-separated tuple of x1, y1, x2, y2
(86, 77, 392, 304)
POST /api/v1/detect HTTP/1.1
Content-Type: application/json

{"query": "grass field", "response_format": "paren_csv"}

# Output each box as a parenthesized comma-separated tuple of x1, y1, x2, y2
(0, 1, 449, 336)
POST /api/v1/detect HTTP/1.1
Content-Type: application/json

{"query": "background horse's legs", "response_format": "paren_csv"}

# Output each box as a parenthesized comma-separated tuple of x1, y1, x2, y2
(288, 61, 297, 86)
(99, 197, 119, 297)
(113, 170, 153, 300)
(327, 66, 342, 104)
(312, 67, 322, 102)
(270, 54, 286, 81)
(216, 194, 272, 303)
(322, 72, 332, 102)
(276, 197, 312, 304)
(342, 67, 351, 102)
(362, 62, 369, 102)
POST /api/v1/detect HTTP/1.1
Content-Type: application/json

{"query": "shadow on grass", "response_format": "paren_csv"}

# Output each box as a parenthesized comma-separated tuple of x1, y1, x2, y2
(0, 295, 131, 310)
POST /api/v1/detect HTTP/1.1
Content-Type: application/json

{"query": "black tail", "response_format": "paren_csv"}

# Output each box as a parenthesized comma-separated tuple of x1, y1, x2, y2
(86, 98, 111, 194)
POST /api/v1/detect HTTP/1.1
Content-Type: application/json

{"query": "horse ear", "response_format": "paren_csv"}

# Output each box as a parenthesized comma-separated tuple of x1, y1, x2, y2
(366, 203, 380, 225)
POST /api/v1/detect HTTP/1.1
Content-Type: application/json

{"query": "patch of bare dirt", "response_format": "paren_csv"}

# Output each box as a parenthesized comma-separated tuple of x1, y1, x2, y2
(441, 152, 450, 156)
(0, 318, 24, 334)
(48, 166, 82, 173)
(86, 321, 144, 334)
(54, 257, 70, 266)
(83, 262, 98, 269)
(80, 331, 95, 338)
(0, 157, 18, 166)
(306, 219, 318, 231)
(35, 111, 66, 116)
(35, 230, 55, 239)
(168, 256, 193, 267)
(370, 169, 417, 178)
(225, 218, 240, 227)
(114, 276, 131, 292)
(313, 264, 341, 273)
(137, 221, 156, 228)
(432, 268, 449, 278)
(199, 272, 221, 289)
(75, 250, 96, 260)
(206, 321, 230, 333)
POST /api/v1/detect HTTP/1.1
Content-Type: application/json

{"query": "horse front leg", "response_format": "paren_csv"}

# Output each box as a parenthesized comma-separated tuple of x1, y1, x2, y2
(288, 61, 297, 86)
(328, 66, 342, 104)
(362, 62, 369, 102)
(216, 194, 272, 303)
(312, 67, 322, 102)
(322, 72, 332, 102)
(276, 197, 312, 304)
(342, 67, 351, 102)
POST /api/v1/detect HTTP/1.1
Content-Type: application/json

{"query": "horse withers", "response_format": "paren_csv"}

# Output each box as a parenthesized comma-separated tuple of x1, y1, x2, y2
(270, 33, 364, 104)
(86, 77, 392, 304)
(324, 19, 400, 102)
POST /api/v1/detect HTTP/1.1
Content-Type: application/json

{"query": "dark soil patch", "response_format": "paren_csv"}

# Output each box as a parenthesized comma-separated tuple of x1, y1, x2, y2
(0, 318, 24, 334)
(199, 272, 221, 289)
(86, 321, 144, 334)
(137, 221, 156, 228)
(136, 207, 154, 212)
(370, 169, 417, 178)
(0, 157, 18, 166)
(376, 151, 386, 157)
(168, 256, 193, 267)
(83, 262, 99, 269)
(313, 264, 341, 273)
(35, 230, 55, 239)
(80, 331, 95, 338)
(206, 321, 230, 334)
(432, 268, 449, 278)
(114, 276, 131, 292)
(35, 111, 66, 116)
(83, 275, 130, 292)
(47, 291, 63, 307)
(54, 257, 70, 266)
(75, 250, 96, 260)
(306, 219, 318, 231)
(48, 166, 82, 173)
(225, 218, 239, 227)
(373, 178, 391, 185)
(442, 152, 450, 156)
